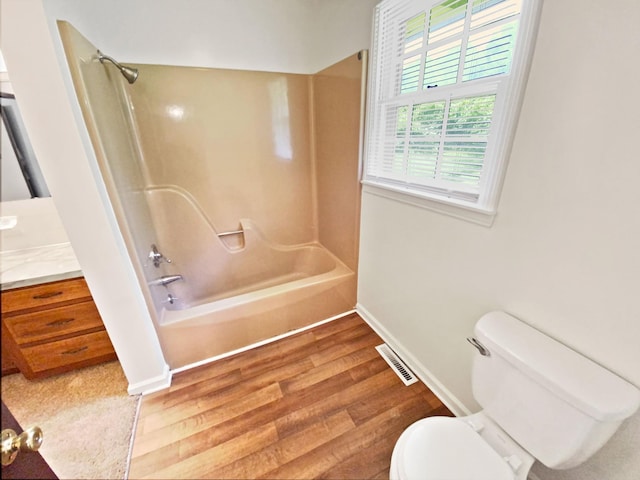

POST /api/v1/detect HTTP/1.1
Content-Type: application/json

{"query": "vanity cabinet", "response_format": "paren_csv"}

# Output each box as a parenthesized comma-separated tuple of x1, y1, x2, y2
(1, 338, 19, 376)
(0, 277, 116, 379)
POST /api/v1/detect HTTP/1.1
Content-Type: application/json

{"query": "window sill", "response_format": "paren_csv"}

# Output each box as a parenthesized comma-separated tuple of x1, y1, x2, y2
(361, 181, 496, 227)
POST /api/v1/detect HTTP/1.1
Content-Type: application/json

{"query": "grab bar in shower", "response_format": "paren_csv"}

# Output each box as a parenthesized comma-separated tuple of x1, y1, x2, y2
(217, 229, 244, 238)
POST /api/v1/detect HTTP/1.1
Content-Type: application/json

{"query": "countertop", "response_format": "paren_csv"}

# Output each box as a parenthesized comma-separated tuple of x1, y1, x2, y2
(0, 242, 82, 291)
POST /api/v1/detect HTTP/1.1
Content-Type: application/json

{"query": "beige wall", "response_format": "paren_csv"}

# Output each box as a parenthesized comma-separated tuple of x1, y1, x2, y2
(314, 54, 364, 272)
(130, 58, 364, 306)
(357, 1, 640, 479)
(129, 66, 316, 246)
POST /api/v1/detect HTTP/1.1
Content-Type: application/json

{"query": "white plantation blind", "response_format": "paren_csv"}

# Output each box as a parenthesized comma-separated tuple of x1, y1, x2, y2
(365, 0, 539, 213)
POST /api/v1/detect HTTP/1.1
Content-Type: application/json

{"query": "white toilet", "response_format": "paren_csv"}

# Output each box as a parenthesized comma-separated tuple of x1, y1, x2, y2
(390, 311, 640, 480)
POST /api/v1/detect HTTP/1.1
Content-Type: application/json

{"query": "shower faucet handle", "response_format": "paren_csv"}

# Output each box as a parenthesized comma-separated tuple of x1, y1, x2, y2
(148, 244, 172, 268)
(162, 294, 178, 305)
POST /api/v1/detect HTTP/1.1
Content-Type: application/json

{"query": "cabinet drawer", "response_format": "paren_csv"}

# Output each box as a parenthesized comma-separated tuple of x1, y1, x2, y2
(21, 330, 116, 375)
(4, 301, 103, 345)
(1, 278, 92, 315)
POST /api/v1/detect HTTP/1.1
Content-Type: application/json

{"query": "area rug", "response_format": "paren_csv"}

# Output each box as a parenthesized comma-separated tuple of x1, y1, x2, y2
(1, 361, 140, 479)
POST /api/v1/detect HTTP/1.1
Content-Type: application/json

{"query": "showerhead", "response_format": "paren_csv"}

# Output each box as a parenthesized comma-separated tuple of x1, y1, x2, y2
(118, 65, 139, 84)
(97, 50, 139, 84)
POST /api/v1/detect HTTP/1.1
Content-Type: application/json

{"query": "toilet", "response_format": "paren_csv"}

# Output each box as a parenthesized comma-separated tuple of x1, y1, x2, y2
(390, 311, 640, 480)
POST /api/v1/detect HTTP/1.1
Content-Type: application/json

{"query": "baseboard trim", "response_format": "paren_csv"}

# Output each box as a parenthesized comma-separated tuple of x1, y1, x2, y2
(127, 363, 172, 395)
(356, 303, 471, 417)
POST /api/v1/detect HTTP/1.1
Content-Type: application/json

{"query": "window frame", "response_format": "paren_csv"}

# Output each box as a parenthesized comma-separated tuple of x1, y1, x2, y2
(363, 0, 542, 226)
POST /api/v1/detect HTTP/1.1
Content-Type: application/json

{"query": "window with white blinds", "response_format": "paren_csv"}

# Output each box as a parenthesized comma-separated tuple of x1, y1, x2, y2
(364, 0, 540, 222)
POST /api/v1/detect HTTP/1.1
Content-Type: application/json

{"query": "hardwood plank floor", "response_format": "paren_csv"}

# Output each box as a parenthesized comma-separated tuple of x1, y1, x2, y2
(128, 313, 452, 479)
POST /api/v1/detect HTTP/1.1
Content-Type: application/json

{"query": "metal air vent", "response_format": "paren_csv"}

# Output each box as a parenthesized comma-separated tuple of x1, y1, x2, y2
(375, 344, 418, 386)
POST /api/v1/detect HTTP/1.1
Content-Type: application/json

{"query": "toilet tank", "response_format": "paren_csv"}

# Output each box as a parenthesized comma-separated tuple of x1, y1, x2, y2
(471, 311, 640, 469)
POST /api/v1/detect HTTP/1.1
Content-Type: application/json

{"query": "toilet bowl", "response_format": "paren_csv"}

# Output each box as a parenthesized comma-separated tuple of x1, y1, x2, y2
(389, 312, 640, 480)
(390, 413, 533, 480)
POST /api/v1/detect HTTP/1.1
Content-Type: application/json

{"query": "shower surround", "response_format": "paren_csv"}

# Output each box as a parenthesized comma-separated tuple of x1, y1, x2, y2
(58, 22, 363, 368)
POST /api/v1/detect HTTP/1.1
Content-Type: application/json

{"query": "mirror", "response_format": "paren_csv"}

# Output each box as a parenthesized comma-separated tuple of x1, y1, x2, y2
(1, 92, 50, 201)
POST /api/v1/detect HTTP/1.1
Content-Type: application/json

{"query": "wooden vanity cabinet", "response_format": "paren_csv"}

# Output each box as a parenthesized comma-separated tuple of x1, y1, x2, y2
(1, 277, 117, 379)
(1, 338, 19, 376)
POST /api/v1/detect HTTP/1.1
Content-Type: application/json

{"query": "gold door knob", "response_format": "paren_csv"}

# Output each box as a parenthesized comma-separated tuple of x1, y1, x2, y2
(1, 427, 44, 466)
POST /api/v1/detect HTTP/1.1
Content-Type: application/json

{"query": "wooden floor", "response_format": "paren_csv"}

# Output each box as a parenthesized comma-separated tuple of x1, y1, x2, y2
(128, 313, 452, 479)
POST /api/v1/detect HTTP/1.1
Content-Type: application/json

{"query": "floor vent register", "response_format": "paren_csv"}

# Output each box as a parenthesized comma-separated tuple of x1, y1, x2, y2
(375, 344, 418, 386)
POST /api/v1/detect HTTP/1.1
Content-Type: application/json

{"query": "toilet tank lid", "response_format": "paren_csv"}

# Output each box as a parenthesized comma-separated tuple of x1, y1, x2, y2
(475, 312, 640, 422)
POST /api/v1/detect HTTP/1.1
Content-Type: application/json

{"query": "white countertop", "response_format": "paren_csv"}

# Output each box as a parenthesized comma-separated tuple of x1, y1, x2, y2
(0, 242, 82, 290)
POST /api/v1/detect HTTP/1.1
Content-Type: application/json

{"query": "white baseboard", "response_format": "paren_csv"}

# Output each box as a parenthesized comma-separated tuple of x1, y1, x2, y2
(356, 303, 471, 417)
(127, 363, 172, 395)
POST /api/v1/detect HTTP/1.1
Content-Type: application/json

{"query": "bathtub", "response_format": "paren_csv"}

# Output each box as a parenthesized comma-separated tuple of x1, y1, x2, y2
(58, 26, 363, 375)
(152, 216, 356, 369)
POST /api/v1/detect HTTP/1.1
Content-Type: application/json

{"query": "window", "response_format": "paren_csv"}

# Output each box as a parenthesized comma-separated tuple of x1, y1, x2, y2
(364, 0, 541, 224)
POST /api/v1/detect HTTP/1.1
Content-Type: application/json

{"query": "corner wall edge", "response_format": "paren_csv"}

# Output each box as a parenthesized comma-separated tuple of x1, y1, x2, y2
(127, 363, 172, 395)
(356, 302, 471, 417)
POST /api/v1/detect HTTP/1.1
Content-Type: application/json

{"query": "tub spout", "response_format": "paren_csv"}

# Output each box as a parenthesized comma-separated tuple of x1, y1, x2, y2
(149, 274, 183, 287)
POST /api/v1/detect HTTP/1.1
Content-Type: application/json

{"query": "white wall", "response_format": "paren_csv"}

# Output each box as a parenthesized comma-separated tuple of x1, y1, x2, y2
(40, 0, 376, 74)
(42, 0, 314, 73)
(310, 0, 378, 71)
(357, 1, 640, 479)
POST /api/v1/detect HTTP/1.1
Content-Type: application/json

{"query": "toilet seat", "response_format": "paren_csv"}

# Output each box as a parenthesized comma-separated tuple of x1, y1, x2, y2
(390, 416, 518, 480)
